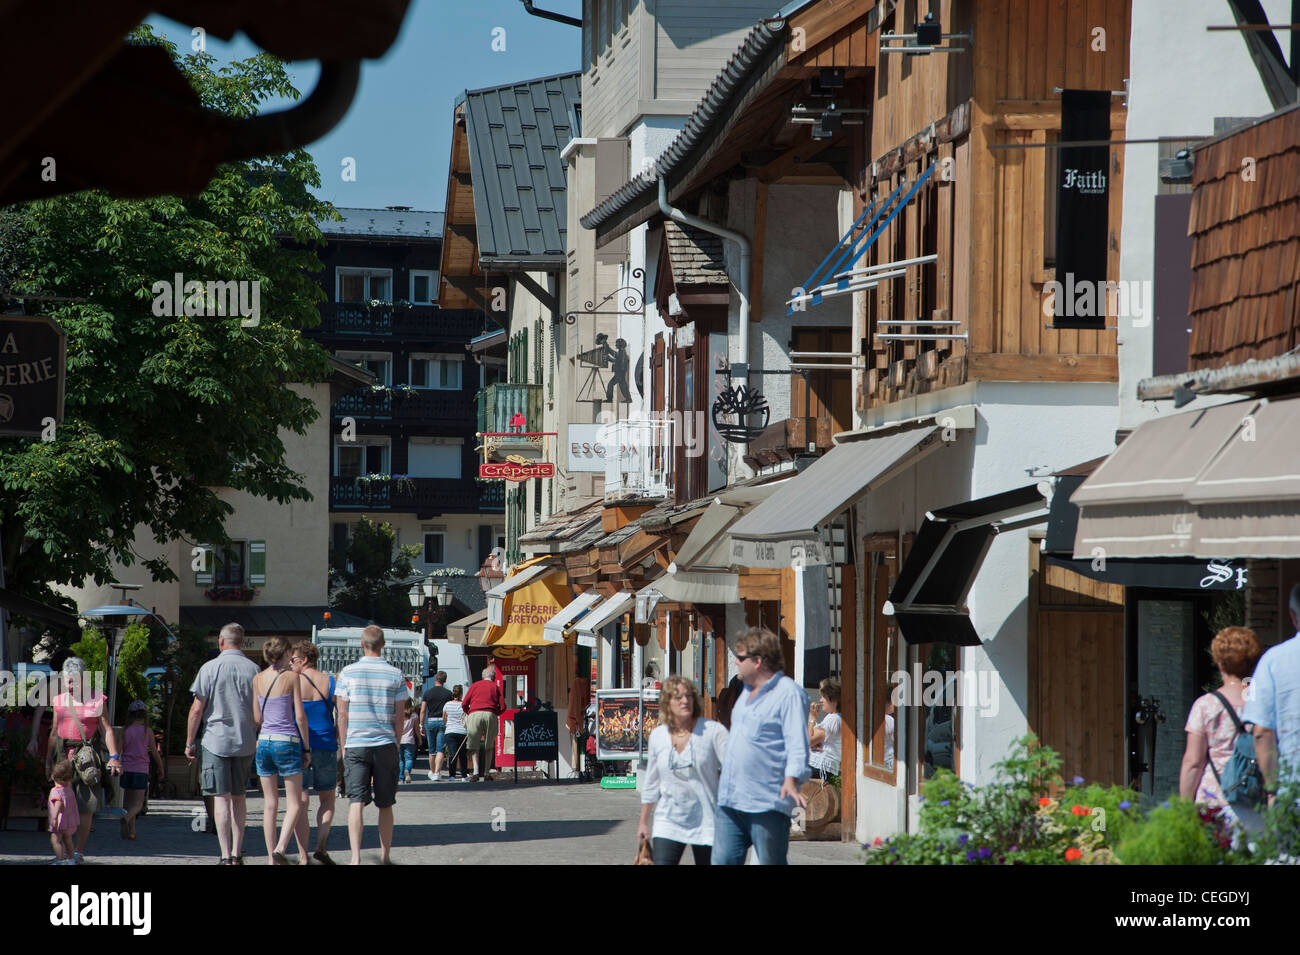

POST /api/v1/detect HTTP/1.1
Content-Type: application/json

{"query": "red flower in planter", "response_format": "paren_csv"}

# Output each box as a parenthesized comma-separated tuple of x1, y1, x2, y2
(1038, 797, 1051, 807)
(1064, 847, 1083, 862)
(1070, 805, 1091, 816)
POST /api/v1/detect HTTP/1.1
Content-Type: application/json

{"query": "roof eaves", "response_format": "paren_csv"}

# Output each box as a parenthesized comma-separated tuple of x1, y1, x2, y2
(579, 18, 789, 235)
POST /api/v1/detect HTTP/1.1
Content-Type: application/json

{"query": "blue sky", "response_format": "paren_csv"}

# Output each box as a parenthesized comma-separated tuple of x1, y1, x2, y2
(148, 0, 581, 212)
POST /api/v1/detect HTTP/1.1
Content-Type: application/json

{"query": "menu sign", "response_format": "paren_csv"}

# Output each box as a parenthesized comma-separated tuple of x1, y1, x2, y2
(0, 316, 66, 437)
(513, 711, 559, 762)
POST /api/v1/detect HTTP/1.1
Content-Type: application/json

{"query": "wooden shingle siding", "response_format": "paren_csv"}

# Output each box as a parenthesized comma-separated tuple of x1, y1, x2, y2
(1186, 105, 1300, 370)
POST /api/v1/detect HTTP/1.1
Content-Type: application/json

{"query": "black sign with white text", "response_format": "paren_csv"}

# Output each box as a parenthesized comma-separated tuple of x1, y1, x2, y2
(0, 315, 66, 436)
(1053, 89, 1111, 330)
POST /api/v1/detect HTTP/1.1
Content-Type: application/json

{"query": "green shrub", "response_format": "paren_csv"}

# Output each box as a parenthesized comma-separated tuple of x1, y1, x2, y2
(1116, 798, 1224, 865)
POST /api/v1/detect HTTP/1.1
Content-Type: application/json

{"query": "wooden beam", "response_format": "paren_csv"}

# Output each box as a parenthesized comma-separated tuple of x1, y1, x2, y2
(968, 353, 1118, 381)
(869, 102, 972, 185)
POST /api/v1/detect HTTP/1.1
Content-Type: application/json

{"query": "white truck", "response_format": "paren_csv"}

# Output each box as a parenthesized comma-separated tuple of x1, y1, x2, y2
(311, 627, 428, 699)
(310, 627, 471, 701)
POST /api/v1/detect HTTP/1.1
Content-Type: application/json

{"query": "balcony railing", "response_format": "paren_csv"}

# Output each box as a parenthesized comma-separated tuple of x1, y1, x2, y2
(476, 383, 543, 435)
(330, 476, 498, 513)
(317, 302, 486, 341)
(604, 418, 675, 502)
(332, 388, 474, 424)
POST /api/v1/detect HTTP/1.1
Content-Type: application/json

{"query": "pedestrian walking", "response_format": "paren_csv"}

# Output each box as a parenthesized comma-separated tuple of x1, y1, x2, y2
(1179, 626, 1263, 807)
(1244, 584, 1300, 804)
(399, 700, 418, 784)
(462, 666, 504, 781)
(252, 637, 310, 865)
(46, 656, 122, 864)
(290, 640, 338, 864)
(186, 623, 261, 865)
(420, 671, 453, 781)
(47, 759, 78, 865)
(442, 686, 469, 780)
(336, 625, 406, 865)
(713, 627, 810, 866)
(120, 700, 164, 840)
(637, 676, 728, 865)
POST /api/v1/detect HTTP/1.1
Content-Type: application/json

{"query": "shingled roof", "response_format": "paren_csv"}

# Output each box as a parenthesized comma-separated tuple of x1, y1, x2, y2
(463, 72, 581, 269)
(320, 207, 443, 240)
(665, 220, 729, 287)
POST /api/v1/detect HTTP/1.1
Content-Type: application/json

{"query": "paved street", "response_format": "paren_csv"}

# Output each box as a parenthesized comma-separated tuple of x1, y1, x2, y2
(0, 775, 862, 865)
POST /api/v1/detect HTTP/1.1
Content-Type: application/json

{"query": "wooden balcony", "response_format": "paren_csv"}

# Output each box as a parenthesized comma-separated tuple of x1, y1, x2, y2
(330, 476, 496, 513)
(316, 303, 486, 342)
(332, 389, 474, 426)
(742, 417, 835, 471)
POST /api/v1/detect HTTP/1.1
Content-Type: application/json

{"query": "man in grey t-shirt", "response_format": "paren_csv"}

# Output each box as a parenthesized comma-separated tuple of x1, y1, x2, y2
(186, 622, 260, 864)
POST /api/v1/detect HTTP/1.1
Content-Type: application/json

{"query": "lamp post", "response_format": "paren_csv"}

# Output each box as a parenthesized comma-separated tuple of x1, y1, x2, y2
(409, 578, 454, 642)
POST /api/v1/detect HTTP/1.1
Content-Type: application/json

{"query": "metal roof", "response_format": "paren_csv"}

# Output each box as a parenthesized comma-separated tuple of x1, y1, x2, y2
(579, 19, 788, 237)
(463, 72, 581, 269)
(319, 207, 444, 239)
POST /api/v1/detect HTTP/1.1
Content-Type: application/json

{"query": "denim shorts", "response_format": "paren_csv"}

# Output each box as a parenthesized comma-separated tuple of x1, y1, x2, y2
(255, 737, 304, 778)
(120, 771, 149, 791)
(425, 718, 446, 755)
(300, 749, 337, 793)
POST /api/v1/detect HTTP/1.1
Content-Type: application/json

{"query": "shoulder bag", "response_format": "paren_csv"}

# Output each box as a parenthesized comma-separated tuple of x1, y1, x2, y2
(1207, 690, 1266, 811)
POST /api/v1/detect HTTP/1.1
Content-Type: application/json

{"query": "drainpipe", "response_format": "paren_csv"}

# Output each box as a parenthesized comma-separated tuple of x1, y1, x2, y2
(519, 1, 582, 28)
(657, 174, 751, 383)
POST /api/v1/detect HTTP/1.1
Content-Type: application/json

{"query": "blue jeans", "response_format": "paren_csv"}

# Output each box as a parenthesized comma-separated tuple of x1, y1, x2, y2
(399, 743, 416, 777)
(424, 719, 445, 758)
(711, 806, 792, 865)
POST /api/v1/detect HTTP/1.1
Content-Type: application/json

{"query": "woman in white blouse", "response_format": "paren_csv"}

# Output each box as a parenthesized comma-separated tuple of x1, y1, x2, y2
(809, 678, 842, 777)
(637, 676, 728, 865)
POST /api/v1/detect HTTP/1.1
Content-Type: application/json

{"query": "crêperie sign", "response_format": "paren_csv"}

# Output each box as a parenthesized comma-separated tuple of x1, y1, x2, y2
(0, 316, 66, 437)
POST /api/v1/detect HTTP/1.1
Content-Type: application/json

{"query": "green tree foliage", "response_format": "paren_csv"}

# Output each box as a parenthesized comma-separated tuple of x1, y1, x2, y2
(331, 517, 421, 627)
(69, 623, 151, 711)
(0, 27, 335, 609)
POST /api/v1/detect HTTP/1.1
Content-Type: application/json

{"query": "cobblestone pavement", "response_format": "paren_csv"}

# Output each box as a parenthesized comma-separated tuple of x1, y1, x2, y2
(0, 774, 863, 865)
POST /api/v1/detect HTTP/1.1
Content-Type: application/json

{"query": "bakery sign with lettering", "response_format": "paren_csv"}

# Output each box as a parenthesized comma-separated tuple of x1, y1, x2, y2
(0, 316, 66, 437)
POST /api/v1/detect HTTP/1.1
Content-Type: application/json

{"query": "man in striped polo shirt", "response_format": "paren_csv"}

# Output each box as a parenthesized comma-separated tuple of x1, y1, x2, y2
(336, 625, 407, 865)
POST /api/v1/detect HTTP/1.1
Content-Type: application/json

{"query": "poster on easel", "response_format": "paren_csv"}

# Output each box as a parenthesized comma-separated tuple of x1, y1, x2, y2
(595, 689, 660, 761)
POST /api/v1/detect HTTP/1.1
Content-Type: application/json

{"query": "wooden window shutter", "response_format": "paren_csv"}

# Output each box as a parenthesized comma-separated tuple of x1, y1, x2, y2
(249, 540, 267, 586)
(195, 546, 213, 586)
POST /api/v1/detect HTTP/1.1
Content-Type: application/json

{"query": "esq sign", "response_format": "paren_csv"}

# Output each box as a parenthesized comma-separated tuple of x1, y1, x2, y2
(0, 316, 66, 437)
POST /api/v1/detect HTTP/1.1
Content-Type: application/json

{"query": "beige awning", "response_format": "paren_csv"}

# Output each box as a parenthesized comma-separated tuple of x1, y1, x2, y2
(1073, 395, 1300, 558)
(447, 608, 489, 647)
(638, 570, 740, 606)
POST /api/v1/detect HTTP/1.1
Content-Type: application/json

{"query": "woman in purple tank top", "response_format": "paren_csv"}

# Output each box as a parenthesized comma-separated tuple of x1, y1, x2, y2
(253, 637, 311, 865)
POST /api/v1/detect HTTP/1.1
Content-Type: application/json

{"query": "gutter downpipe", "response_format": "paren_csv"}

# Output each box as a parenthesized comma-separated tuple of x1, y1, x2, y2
(656, 174, 751, 385)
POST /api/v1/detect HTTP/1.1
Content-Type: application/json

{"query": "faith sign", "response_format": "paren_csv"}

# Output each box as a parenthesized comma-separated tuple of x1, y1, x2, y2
(0, 315, 66, 437)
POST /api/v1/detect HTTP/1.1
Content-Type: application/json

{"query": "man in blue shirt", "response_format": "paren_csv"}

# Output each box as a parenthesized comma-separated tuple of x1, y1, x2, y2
(1244, 584, 1300, 803)
(713, 627, 810, 865)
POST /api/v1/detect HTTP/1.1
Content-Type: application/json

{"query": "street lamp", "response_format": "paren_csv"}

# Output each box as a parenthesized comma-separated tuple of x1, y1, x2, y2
(476, 551, 505, 594)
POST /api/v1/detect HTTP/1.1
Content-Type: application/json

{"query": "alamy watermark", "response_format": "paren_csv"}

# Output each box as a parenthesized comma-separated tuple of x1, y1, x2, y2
(890, 666, 1000, 717)
(1042, 273, 1151, 328)
(151, 273, 260, 327)
(0, 670, 106, 708)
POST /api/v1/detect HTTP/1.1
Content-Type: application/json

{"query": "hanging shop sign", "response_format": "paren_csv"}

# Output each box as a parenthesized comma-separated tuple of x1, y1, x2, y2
(0, 316, 66, 437)
(479, 461, 556, 481)
(711, 382, 770, 444)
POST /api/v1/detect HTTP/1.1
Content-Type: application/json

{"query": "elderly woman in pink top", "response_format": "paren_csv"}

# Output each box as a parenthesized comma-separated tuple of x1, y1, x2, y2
(44, 657, 121, 864)
(1179, 626, 1264, 807)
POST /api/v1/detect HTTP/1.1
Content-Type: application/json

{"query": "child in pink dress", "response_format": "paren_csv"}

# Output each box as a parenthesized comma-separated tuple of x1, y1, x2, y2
(48, 759, 79, 864)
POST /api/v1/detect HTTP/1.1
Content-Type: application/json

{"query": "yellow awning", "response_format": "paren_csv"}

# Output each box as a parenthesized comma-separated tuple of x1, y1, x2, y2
(484, 568, 574, 648)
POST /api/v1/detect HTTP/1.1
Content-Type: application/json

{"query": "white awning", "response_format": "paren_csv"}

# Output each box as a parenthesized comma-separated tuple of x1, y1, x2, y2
(639, 570, 740, 605)
(485, 563, 554, 626)
(542, 591, 603, 645)
(573, 591, 635, 640)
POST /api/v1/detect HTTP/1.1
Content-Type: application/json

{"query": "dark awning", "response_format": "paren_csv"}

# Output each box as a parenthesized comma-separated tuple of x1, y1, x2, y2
(885, 484, 1050, 646)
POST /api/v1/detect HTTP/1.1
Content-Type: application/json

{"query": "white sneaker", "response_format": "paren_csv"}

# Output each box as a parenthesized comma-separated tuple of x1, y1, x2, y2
(427, 771, 436, 781)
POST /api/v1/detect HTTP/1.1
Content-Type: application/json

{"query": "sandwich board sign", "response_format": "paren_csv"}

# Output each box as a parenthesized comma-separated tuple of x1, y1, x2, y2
(0, 316, 66, 437)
